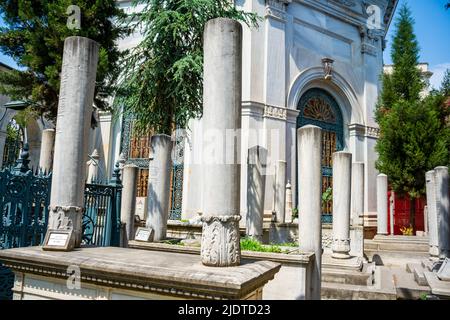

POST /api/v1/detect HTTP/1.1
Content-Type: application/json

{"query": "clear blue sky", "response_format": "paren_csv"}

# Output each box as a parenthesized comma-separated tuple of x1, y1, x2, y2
(1, 0, 449, 88)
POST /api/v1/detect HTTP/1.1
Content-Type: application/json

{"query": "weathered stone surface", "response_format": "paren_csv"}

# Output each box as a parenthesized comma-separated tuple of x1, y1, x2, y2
(376, 174, 388, 235)
(0, 246, 281, 300)
(121, 164, 138, 246)
(274, 160, 286, 223)
(426, 170, 439, 258)
(201, 18, 242, 267)
(435, 166, 450, 259)
(38, 129, 55, 173)
(297, 125, 322, 300)
(331, 152, 352, 259)
(47, 37, 99, 248)
(146, 134, 173, 242)
(246, 146, 267, 241)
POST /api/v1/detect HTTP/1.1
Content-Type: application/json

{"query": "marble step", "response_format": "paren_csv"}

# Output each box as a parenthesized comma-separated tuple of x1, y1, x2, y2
(391, 267, 431, 299)
(321, 282, 397, 300)
(322, 268, 373, 286)
(321, 266, 397, 300)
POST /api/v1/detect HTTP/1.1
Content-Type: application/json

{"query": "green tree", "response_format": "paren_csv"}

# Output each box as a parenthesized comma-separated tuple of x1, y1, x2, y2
(441, 69, 450, 97)
(115, 0, 259, 135)
(376, 4, 449, 230)
(0, 0, 129, 122)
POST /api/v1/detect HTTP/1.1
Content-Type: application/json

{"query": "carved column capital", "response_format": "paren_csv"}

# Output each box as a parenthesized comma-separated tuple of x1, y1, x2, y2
(201, 215, 241, 267)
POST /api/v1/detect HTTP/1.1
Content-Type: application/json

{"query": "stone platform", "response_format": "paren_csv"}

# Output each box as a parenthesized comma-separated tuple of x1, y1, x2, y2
(0, 246, 281, 300)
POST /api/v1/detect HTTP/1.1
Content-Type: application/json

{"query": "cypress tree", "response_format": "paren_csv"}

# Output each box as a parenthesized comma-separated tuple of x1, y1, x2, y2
(375, 4, 449, 231)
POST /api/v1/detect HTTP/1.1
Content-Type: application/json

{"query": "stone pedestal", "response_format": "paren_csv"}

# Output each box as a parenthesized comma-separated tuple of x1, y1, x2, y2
(376, 174, 388, 236)
(121, 165, 138, 247)
(0, 247, 280, 300)
(331, 152, 352, 259)
(351, 162, 364, 258)
(146, 134, 173, 242)
(435, 167, 450, 259)
(275, 160, 287, 223)
(200, 18, 242, 267)
(246, 146, 267, 241)
(47, 37, 99, 248)
(297, 125, 322, 300)
(38, 129, 55, 173)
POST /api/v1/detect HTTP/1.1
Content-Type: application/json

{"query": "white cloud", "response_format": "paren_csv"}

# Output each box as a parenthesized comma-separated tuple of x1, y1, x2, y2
(430, 63, 450, 90)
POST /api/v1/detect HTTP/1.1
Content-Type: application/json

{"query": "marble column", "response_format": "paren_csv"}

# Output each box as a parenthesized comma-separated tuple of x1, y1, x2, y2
(424, 205, 428, 236)
(146, 134, 173, 242)
(86, 149, 100, 182)
(377, 174, 388, 235)
(275, 160, 287, 223)
(285, 181, 293, 223)
(246, 146, 267, 241)
(297, 125, 322, 300)
(351, 162, 365, 258)
(39, 129, 55, 173)
(121, 165, 138, 247)
(47, 37, 99, 248)
(331, 152, 352, 259)
(351, 162, 365, 225)
(426, 170, 439, 258)
(201, 18, 242, 267)
(435, 166, 450, 259)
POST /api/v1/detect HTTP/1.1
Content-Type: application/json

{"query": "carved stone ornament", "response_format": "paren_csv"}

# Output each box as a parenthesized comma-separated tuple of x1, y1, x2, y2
(48, 205, 84, 248)
(322, 58, 334, 80)
(201, 215, 241, 267)
(331, 238, 351, 259)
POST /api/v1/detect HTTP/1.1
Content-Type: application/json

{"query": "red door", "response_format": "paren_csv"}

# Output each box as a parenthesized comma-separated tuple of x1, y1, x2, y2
(387, 191, 425, 235)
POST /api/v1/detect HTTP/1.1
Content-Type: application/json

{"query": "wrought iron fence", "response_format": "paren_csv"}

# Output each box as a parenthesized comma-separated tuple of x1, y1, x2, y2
(0, 144, 122, 300)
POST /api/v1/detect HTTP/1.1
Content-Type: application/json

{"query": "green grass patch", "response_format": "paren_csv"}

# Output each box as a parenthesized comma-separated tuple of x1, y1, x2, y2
(240, 237, 283, 253)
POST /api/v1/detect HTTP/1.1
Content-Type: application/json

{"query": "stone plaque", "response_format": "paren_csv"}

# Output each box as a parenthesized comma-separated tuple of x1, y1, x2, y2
(135, 197, 148, 221)
(42, 229, 74, 251)
(134, 227, 154, 242)
(437, 258, 450, 282)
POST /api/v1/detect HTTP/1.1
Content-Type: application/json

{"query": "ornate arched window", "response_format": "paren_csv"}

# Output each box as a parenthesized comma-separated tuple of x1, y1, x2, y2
(297, 88, 344, 223)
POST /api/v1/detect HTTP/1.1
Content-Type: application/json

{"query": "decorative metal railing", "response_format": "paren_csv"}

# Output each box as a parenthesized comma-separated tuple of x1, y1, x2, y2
(0, 144, 122, 300)
(82, 163, 122, 247)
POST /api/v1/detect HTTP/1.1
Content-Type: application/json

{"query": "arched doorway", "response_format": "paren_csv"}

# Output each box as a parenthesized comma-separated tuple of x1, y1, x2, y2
(297, 88, 344, 223)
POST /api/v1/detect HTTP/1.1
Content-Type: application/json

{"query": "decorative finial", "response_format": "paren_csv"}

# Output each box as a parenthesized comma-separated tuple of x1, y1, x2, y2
(12, 143, 31, 174)
(110, 160, 122, 186)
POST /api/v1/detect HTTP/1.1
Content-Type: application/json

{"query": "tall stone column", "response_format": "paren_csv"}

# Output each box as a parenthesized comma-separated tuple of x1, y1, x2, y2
(121, 164, 138, 247)
(351, 162, 364, 224)
(297, 125, 322, 300)
(47, 37, 99, 248)
(426, 170, 439, 258)
(201, 18, 242, 267)
(331, 152, 352, 259)
(275, 160, 287, 223)
(435, 166, 450, 259)
(377, 174, 388, 235)
(246, 146, 267, 241)
(285, 181, 293, 223)
(351, 162, 365, 258)
(146, 134, 173, 242)
(39, 129, 55, 173)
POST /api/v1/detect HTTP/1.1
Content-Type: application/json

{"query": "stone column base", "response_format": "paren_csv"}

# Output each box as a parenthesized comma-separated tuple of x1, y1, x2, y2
(332, 238, 351, 259)
(201, 215, 241, 267)
(47, 206, 84, 248)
